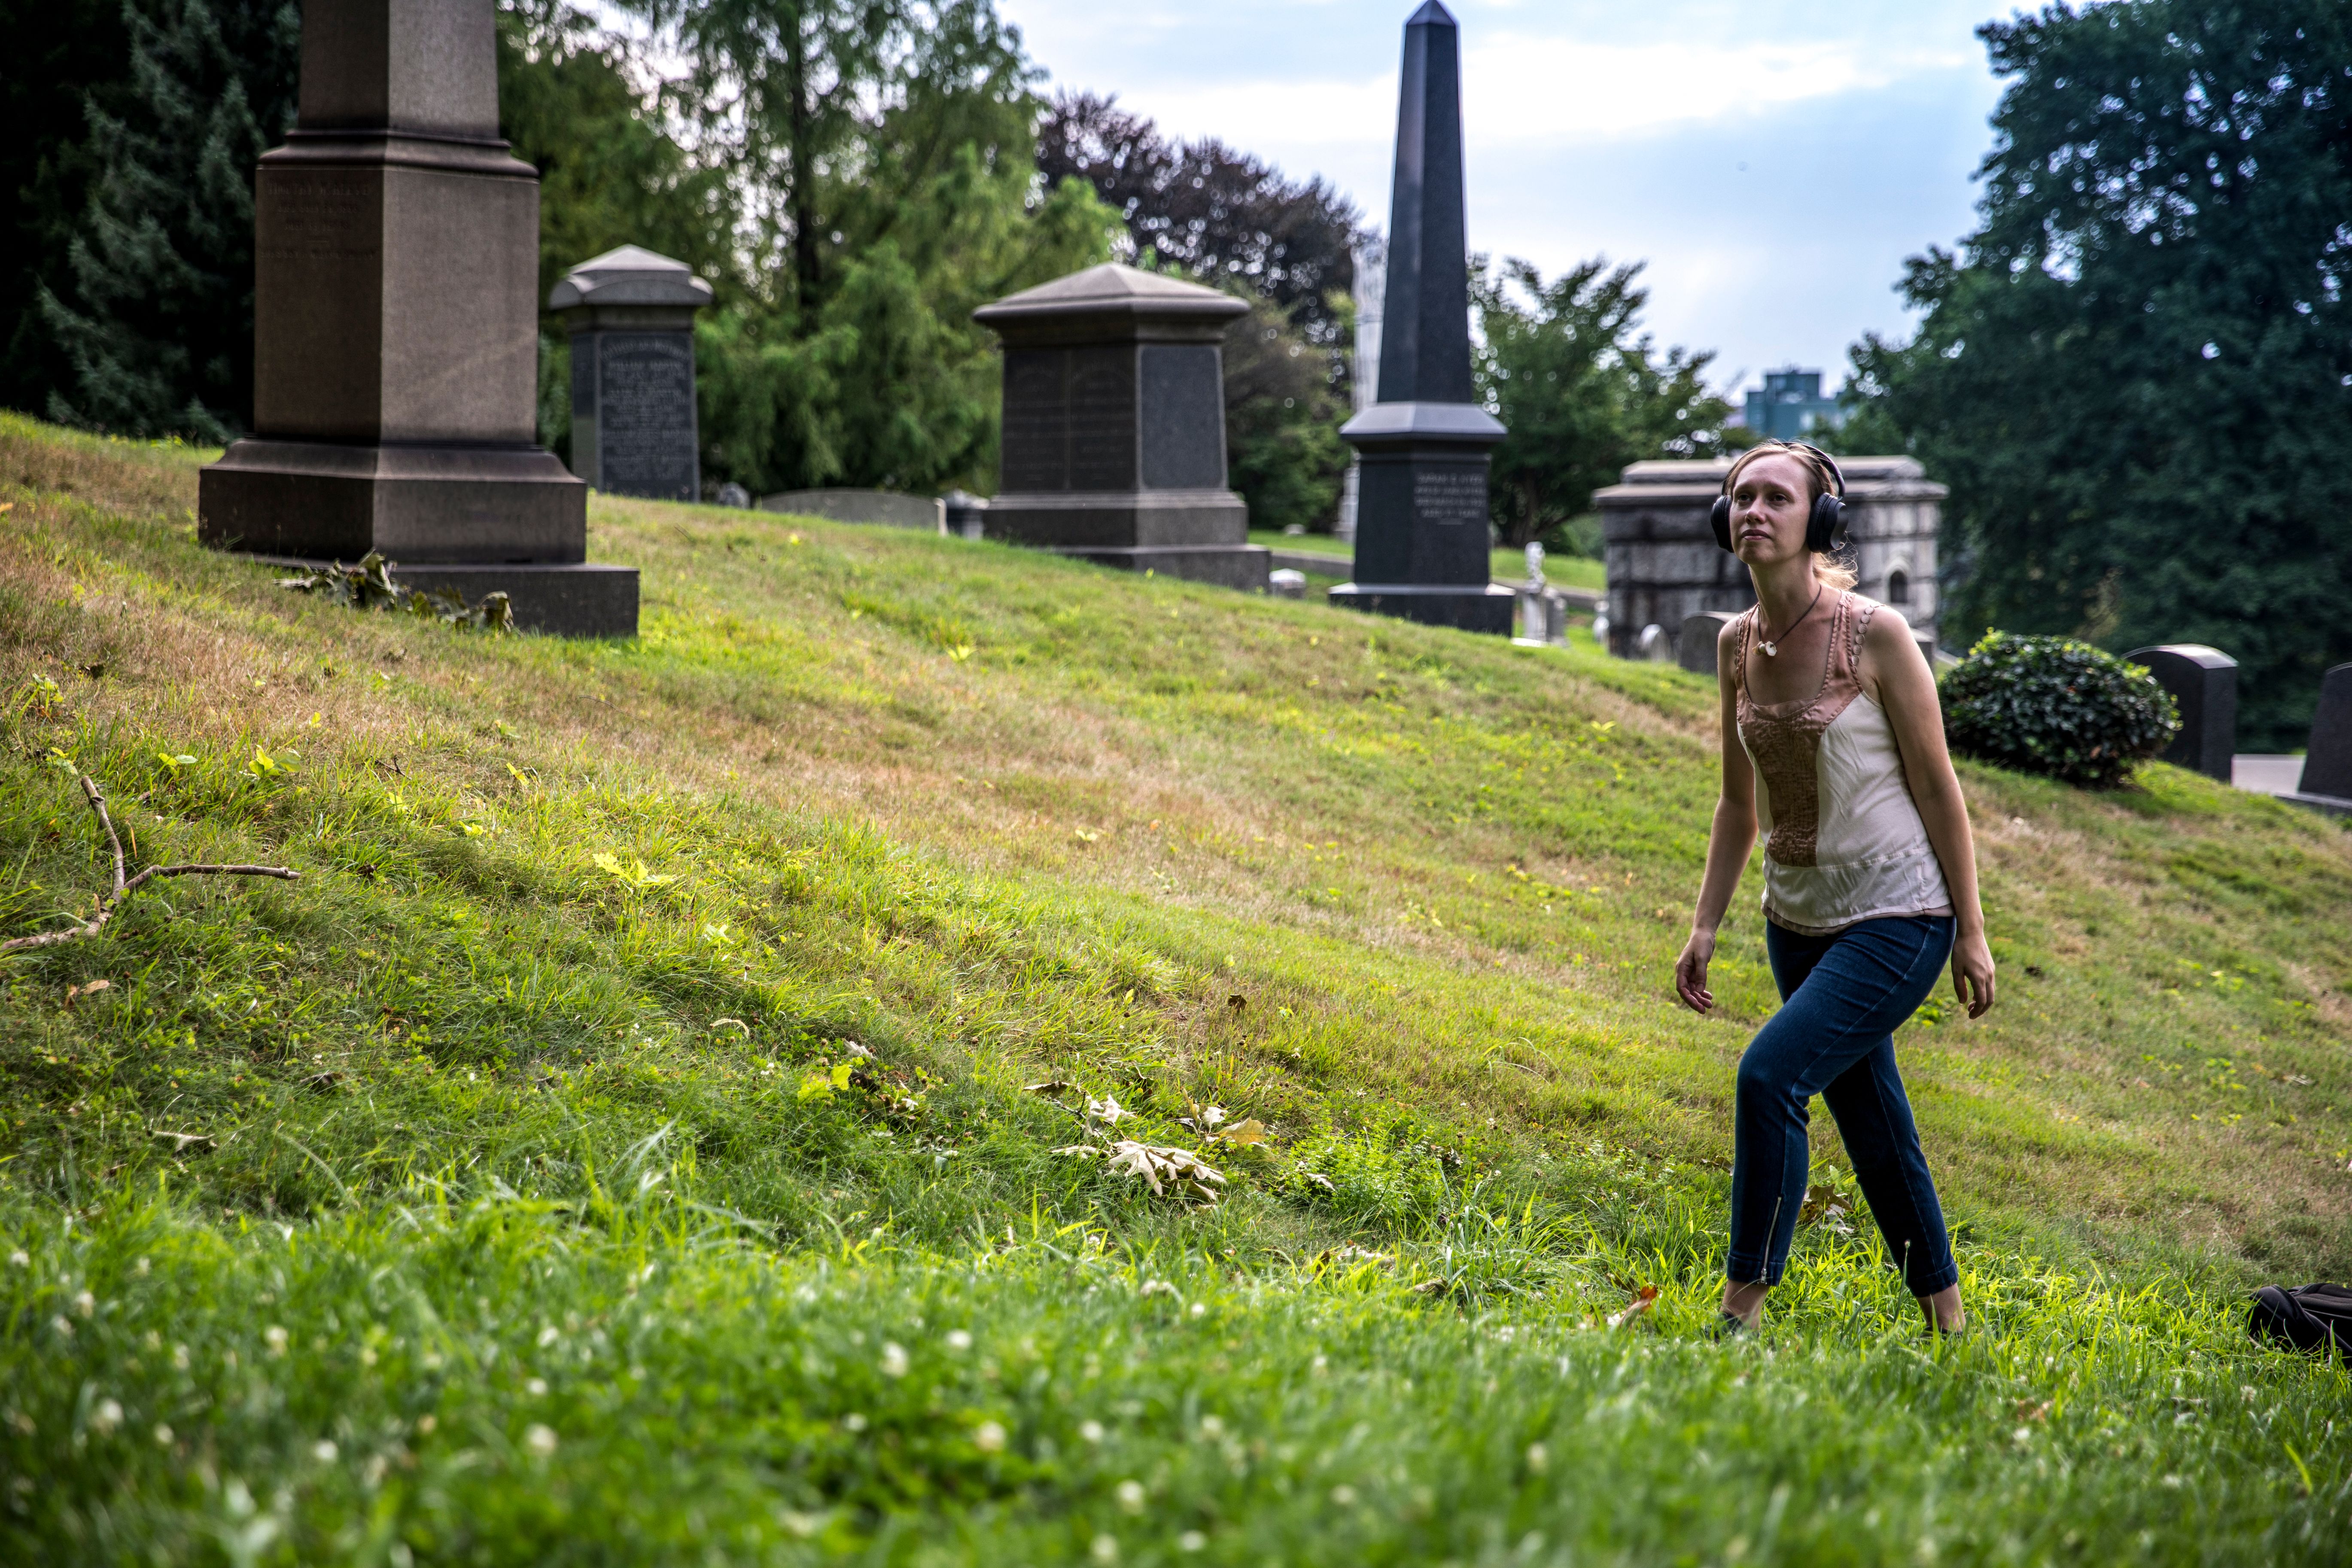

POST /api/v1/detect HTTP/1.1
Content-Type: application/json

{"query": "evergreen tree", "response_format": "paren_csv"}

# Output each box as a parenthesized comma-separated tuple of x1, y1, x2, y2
(1840, 0, 2352, 749)
(0, 0, 132, 418)
(38, 0, 298, 441)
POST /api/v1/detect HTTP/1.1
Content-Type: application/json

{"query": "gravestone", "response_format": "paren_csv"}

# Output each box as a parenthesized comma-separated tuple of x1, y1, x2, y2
(971, 264, 1269, 588)
(1330, 2, 1513, 634)
(942, 490, 989, 539)
(550, 245, 712, 503)
(2285, 662, 2352, 814)
(196, 0, 634, 636)
(1594, 455, 1944, 663)
(2122, 644, 2236, 781)
(1680, 610, 1740, 675)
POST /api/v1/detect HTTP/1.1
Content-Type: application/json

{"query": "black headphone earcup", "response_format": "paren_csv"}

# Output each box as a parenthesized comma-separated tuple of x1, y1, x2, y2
(1711, 496, 1734, 552)
(1808, 493, 1844, 554)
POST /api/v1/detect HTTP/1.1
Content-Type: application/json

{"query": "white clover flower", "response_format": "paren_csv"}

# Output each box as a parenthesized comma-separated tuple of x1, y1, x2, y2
(537, 1326, 560, 1348)
(152, 1424, 173, 1446)
(73, 1291, 94, 1318)
(525, 1424, 557, 1458)
(1178, 1531, 1206, 1553)
(526, 1379, 548, 1397)
(1091, 1535, 1119, 1564)
(945, 1330, 973, 1352)
(1526, 1443, 1549, 1474)
(1330, 1484, 1357, 1506)
(1115, 1479, 1146, 1514)
(90, 1399, 122, 1435)
(843, 1413, 868, 1433)
(1079, 1420, 1105, 1443)
(172, 1344, 189, 1370)
(313, 1440, 338, 1463)
(8, 1251, 27, 1268)
(264, 1326, 289, 1357)
(879, 1342, 909, 1378)
(973, 1421, 1006, 1454)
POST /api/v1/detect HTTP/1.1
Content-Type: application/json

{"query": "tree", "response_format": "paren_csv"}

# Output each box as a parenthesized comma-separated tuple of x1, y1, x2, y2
(0, 0, 133, 419)
(499, 0, 737, 308)
(618, 0, 1116, 493)
(1838, 0, 2352, 749)
(1222, 292, 1348, 536)
(1473, 256, 1734, 551)
(1038, 92, 1362, 356)
(37, 0, 298, 440)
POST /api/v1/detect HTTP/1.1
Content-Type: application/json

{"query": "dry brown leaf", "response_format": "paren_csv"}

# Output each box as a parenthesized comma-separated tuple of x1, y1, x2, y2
(63, 979, 113, 1011)
(1605, 1286, 1661, 1328)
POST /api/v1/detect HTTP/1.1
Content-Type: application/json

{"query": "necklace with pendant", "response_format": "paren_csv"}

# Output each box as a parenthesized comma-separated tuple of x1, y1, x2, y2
(1757, 583, 1824, 658)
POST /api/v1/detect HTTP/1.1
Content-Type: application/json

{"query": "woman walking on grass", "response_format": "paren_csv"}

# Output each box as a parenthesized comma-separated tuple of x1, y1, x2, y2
(1672, 441, 1996, 1336)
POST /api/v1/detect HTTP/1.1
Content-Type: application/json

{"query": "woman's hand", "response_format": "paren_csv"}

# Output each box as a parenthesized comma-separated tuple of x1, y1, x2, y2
(1951, 928, 1996, 1018)
(1675, 929, 1718, 1014)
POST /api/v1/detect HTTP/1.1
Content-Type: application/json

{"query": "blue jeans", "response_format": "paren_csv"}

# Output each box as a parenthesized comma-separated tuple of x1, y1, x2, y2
(1727, 914, 1960, 1297)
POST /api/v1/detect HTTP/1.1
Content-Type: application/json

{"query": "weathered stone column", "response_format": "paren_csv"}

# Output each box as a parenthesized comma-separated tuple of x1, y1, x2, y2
(550, 246, 712, 503)
(1330, 1, 1513, 634)
(197, 0, 636, 636)
(974, 263, 1270, 590)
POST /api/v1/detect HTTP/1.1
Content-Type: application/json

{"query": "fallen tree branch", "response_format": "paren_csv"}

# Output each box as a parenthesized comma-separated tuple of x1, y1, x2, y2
(0, 776, 298, 954)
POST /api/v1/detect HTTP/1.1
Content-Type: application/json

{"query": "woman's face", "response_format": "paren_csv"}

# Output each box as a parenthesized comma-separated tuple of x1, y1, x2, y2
(1729, 452, 1816, 568)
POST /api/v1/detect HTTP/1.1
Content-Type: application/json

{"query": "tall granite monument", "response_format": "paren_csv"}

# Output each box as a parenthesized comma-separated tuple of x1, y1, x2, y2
(1330, 1, 1513, 633)
(550, 245, 712, 504)
(197, 0, 636, 636)
(973, 264, 1270, 589)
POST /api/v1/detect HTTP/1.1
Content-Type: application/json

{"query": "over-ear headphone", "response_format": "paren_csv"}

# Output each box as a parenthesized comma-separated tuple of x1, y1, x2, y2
(1711, 441, 1847, 555)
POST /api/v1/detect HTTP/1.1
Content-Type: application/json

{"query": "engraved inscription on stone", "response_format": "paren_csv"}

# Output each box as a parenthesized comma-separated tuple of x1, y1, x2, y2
(1138, 345, 1223, 490)
(595, 332, 696, 501)
(259, 175, 379, 266)
(1413, 467, 1487, 527)
(999, 346, 1135, 493)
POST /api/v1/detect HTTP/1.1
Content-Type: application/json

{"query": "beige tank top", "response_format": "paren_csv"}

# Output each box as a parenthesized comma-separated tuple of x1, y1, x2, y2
(1733, 591, 1953, 935)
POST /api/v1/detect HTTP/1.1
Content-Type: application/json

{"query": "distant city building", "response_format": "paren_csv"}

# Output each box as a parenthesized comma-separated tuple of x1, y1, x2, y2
(1740, 368, 1844, 442)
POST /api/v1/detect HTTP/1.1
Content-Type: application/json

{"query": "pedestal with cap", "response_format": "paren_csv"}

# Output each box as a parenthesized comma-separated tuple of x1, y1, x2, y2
(196, 0, 636, 636)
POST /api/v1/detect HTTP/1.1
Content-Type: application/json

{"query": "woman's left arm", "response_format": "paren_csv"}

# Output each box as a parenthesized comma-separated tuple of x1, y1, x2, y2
(1863, 612, 1996, 1018)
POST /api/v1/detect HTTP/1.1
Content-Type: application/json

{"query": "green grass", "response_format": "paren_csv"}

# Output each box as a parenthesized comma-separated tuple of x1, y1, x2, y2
(3, 411, 2349, 1564)
(1246, 530, 1606, 592)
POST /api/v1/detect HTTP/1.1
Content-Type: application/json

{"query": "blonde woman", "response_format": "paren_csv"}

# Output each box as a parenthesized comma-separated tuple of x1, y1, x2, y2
(1672, 441, 1996, 1335)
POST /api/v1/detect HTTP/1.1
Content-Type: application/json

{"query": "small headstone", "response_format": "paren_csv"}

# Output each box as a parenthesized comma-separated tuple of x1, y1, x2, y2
(2122, 644, 2236, 781)
(1680, 611, 1740, 675)
(550, 246, 713, 503)
(942, 490, 989, 539)
(1525, 542, 1546, 587)
(714, 481, 752, 510)
(2286, 662, 2352, 813)
(1269, 569, 1307, 600)
(1638, 623, 1671, 662)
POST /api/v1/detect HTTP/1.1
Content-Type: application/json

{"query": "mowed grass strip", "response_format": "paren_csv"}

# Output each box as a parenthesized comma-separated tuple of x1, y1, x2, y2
(0, 412, 2347, 1562)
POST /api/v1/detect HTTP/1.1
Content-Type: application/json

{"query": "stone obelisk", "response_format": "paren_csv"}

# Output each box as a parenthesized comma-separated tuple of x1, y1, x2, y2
(197, 0, 636, 636)
(1330, 1, 1512, 634)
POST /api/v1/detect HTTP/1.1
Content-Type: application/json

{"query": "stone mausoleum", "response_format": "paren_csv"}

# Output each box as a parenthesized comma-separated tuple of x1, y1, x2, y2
(1594, 455, 1946, 663)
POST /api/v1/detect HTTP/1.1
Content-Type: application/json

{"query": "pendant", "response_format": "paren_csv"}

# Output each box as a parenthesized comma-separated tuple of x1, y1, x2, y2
(1761, 641, 1779, 658)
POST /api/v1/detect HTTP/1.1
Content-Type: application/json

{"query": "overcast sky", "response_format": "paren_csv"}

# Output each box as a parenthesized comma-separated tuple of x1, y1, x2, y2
(997, 0, 2019, 399)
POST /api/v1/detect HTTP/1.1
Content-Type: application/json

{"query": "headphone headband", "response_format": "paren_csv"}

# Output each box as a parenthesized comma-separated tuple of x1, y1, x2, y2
(1721, 440, 1845, 500)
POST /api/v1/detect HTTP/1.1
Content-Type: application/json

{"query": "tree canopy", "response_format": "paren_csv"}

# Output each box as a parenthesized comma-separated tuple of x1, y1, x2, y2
(1473, 257, 1734, 552)
(1840, 0, 2352, 748)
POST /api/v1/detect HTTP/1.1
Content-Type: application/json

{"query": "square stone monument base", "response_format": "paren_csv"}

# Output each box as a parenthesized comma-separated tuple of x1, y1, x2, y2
(255, 555, 639, 638)
(1328, 582, 1515, 633)
(201, 439, 588, 563)
(983, 489, 1270, 590)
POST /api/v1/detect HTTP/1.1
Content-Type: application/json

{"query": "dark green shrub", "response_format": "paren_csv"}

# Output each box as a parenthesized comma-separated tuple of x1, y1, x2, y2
(1939, 632, 2179, 789)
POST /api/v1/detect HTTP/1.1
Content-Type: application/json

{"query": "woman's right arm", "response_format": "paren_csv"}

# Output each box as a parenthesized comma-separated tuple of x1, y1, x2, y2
(1674, 622, 1759, 1013)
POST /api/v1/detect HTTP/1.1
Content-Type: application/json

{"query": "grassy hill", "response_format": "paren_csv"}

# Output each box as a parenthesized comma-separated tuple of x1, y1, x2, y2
(1, 411, 2347, 1564)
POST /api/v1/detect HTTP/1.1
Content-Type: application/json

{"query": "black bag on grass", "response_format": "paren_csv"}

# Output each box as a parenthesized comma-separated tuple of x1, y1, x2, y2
(2249, 1283, 2352, 1353)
